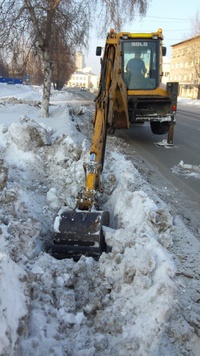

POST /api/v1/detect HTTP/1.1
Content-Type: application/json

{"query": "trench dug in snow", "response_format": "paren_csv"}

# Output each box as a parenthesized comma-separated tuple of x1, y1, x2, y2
(0, 96, 197, 355)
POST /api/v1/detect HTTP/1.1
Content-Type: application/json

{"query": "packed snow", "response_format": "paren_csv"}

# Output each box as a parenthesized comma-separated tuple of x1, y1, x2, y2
(0, 83, 200, 355)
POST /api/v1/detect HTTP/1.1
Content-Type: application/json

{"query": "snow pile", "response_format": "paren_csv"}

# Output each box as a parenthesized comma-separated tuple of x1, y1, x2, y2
(0, 84, 199, 355)
(178, 97, 200, 107)
(172, 160, 200, 179)
(0, 252, 28, 353)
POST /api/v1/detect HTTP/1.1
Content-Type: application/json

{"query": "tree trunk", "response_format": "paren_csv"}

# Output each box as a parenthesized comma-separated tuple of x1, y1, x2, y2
(41, 50, 53, 117)
(197, 85, 200, 100)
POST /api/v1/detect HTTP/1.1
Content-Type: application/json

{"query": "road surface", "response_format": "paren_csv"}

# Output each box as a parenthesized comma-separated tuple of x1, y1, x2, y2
(114, 103, 200, 237)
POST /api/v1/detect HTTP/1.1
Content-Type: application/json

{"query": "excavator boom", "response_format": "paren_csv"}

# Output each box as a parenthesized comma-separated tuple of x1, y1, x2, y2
(52, 28, 178, 260)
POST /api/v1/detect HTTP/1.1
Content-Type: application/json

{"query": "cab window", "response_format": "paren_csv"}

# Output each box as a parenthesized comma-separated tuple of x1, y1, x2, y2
(122, 40, 159, 90)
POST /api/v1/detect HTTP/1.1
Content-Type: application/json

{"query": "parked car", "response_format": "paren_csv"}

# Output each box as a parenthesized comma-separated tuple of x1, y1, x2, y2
(80, 86, 87, 91)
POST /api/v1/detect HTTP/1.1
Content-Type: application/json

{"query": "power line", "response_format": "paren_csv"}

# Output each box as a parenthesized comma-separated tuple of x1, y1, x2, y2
(143, 20, 188, 23)
(145, 15, 189, 21)
(164, 29, 190, 32)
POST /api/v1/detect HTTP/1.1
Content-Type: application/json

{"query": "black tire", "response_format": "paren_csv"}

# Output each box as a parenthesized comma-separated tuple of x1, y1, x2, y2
(150, 121, 169, 135)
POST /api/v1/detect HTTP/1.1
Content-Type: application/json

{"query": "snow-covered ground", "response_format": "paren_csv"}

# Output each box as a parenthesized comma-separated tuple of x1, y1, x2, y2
(0, 83, 200, 355)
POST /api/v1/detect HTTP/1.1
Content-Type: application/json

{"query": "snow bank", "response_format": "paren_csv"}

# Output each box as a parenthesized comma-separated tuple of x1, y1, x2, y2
(0, 252, 28, 354)
(0, 84, 199, 355)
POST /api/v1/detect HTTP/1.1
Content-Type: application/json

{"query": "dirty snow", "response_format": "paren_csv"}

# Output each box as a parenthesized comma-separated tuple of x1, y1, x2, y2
(0, 83, 200, 355)
(172, 160, 200, 179)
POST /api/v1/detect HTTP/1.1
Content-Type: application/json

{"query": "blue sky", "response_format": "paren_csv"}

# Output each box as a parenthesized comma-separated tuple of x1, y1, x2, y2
(85, 0, 200, 74)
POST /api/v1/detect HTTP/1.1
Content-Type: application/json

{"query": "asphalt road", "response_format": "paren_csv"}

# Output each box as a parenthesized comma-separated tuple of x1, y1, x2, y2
(114, 103, 200, 236)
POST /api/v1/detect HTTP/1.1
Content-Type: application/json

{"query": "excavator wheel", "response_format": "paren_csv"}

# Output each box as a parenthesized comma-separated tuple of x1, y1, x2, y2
(52, 210, 110, 261)
(150, 121, 169, 135)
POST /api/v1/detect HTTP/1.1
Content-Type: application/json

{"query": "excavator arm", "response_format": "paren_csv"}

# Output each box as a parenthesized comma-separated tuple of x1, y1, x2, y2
(76, 104, 107, 210)
(76, 53, 112, 209)
(52, 37, 118, 260)
(52, 99, 110, 260)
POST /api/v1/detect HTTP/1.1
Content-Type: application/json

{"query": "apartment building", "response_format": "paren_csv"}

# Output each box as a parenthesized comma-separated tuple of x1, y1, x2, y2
(162, 58, 171, 84)
(67, 52, 98, 89)
(67, 67, 98, 89)
(170, 35, 200, 99)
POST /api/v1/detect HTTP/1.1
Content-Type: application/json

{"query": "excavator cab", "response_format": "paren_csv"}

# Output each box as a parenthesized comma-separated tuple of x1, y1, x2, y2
(111, 31, 179, 137)
(122, 40, 163, 90)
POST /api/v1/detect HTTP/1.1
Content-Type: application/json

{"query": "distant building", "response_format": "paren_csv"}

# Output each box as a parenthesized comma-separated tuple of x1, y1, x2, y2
(170, 35, 200, 99)
(67, 52, 98, 89)
(76, 51, 85, 71)
(67, 68, 98, 90)
(162, 58, 170, 84)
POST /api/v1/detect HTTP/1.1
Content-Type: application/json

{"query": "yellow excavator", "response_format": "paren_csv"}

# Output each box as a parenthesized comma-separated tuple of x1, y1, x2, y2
(52, 29, 178, 260)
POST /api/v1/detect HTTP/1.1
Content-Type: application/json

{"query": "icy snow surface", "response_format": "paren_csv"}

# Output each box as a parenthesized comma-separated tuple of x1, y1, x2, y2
(0, 84, 200, 355)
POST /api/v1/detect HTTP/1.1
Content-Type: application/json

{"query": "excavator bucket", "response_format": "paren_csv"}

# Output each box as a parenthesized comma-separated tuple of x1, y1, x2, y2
(52, 210, 110, 261)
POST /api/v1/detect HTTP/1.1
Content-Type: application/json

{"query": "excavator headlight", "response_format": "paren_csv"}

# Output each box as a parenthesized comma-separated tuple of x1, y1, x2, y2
(122, 35, 129, 39)
(152, 35, 158, 39)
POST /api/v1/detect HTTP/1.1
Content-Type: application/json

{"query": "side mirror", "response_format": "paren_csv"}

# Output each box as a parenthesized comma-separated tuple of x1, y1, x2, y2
(162, 46, 167, 56)
(96, 46, 102, 56)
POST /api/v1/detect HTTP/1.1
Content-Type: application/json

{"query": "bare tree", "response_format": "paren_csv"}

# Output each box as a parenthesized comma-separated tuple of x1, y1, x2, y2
(91, 0, 148, 34)
(52, 49, 76, 90)
(50, 23, 76, 90)
(23, 0, 89, 116)
(0, 0, 148, 117)
(25, 50, 44, 85)
(191, 11, 200, 36)
(0, 0, 89, 116)
(0, 54, 9, 77)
